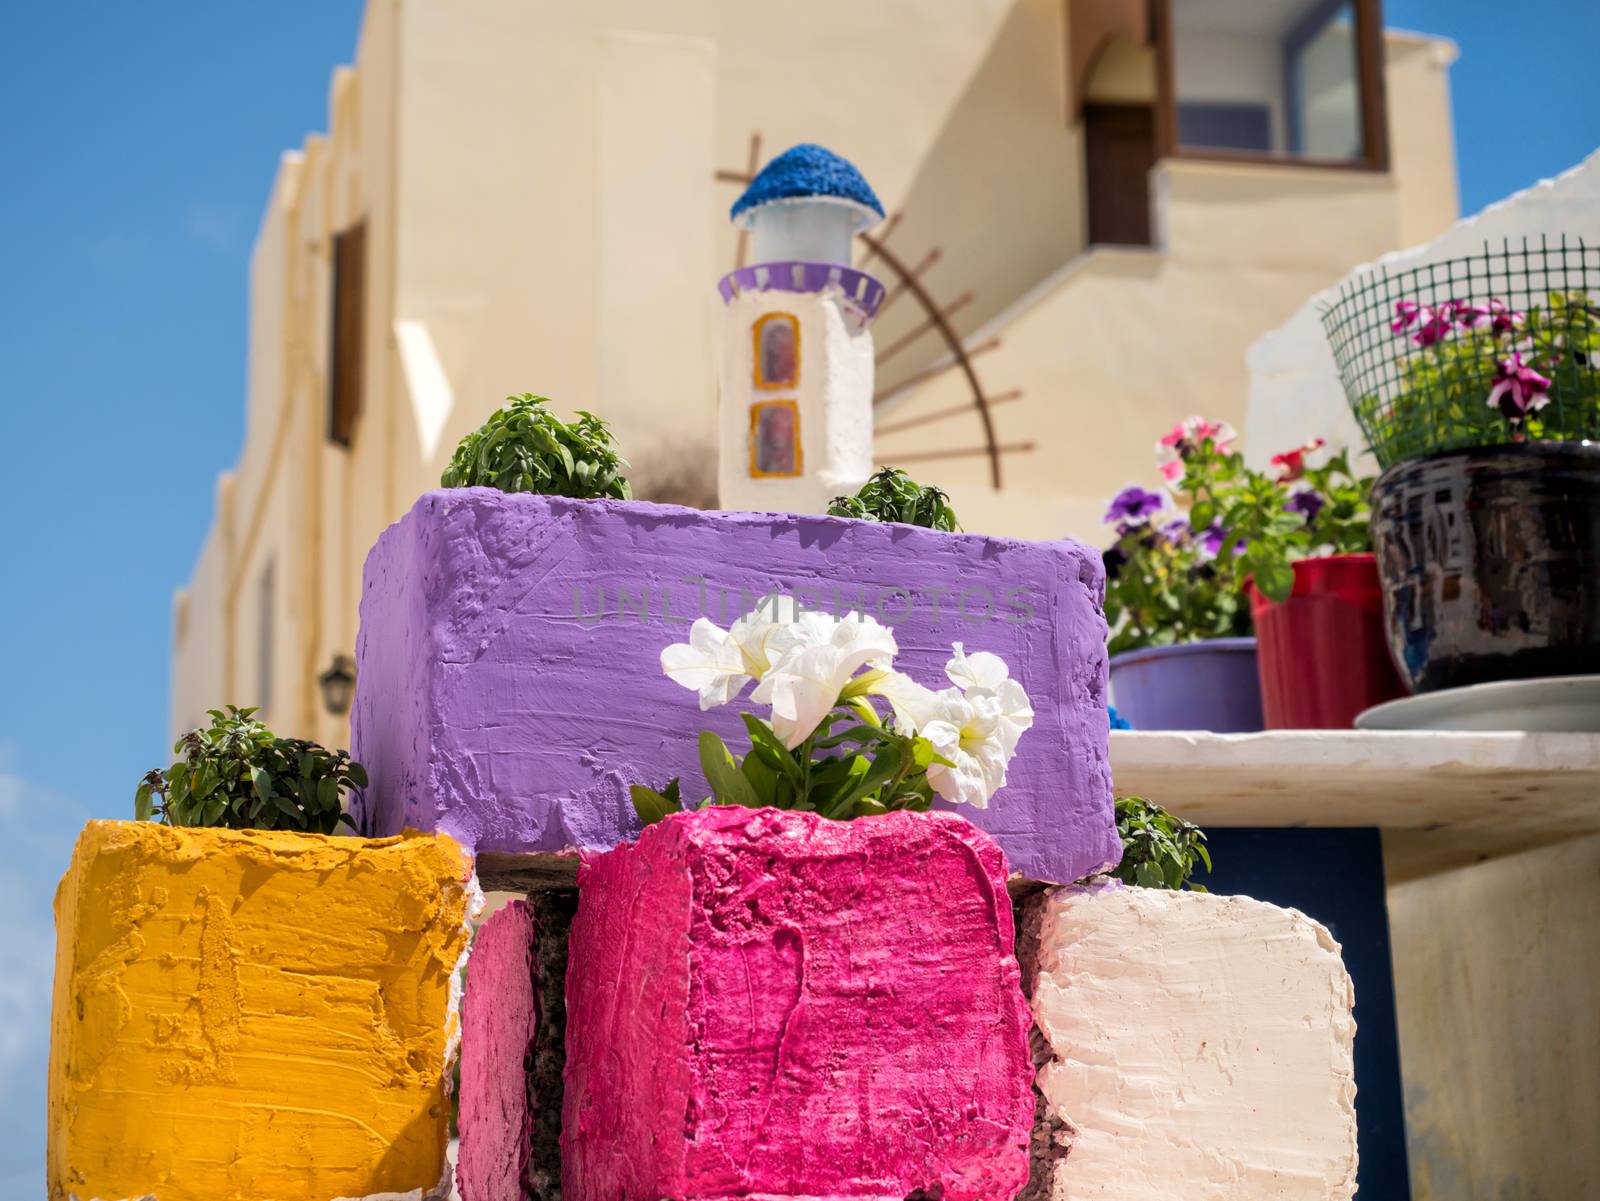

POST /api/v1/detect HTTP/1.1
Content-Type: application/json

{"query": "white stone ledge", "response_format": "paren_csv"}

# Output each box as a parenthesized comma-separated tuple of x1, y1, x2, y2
(1110, 730, 1600, 879)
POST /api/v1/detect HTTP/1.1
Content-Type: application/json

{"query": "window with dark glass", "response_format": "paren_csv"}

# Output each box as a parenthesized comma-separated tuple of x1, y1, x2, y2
(328, 220, 367, 447)
(1168, 0, 1373, 164)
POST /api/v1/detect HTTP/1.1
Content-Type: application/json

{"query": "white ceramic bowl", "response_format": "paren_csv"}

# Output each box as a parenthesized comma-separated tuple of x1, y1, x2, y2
(1355, 675, 1600, 733)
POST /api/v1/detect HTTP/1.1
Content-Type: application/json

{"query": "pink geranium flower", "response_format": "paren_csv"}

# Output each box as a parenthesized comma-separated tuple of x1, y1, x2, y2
(1154, 416, 1236, 484)
(1391, 300, 1421, 334)
(1270, 437, 1326, 481)
(1486, 352, 1552, 418)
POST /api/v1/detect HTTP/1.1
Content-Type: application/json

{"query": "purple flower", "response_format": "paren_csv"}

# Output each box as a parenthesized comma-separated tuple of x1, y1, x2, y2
(1197, 521, 1247, 559)
(1412, 303, 1457, 347)
(1104, 485, 1165, 526)
(1390, 300, 1421, 334)
(1456, 298, 1524, 336)
(1487, 352, 1553, 419)
(1391, 298, 1460, 347)
(1286, 488, 1325, 525)
(1159, 518, 1192, 547)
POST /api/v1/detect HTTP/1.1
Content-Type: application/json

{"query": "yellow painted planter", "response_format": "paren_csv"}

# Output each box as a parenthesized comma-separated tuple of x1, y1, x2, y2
(48, 820, 475, 1201)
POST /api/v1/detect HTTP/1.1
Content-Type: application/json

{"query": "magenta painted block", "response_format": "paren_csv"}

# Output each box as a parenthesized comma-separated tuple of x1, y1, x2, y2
(351, 488, 1119, 885)
(562, 807, 1036, 1201)
(456, 900, 537, 1201)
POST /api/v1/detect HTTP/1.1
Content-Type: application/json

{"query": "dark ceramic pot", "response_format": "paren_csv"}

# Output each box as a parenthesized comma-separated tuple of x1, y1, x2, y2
(1370, 442, 1600, 693)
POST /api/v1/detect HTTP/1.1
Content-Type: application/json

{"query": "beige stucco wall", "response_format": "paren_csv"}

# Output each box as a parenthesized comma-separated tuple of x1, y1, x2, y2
(169, 2, 395, 747)
(171, 2, 1462, 743)
(872, 30, 1459, 543)
(874, 159, 1409, 538)
(1388, 833, 1600, 1200)
(169, 474, 234, 739)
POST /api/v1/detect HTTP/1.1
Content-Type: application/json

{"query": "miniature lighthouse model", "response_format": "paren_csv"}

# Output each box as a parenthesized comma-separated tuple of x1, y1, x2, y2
(718, 144, 888, 513)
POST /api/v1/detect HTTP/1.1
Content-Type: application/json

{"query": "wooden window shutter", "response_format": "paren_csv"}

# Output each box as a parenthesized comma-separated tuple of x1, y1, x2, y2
(328, 220, 368, 447)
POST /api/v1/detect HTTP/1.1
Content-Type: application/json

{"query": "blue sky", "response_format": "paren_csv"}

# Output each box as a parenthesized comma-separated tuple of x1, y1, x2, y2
(0, 0, 1596, 1190)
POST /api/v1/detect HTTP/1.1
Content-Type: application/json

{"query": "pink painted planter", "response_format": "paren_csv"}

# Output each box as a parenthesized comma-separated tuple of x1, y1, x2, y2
(457, 901, 537, 1201)
(562, 807, 1036, 1201)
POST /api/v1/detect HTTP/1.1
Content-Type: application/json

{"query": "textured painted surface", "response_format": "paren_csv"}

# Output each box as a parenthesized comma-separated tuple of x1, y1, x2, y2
(352, 489, 1118, 886)
(1024, 885, 1359, 1200)
(457, 901, 537, 1201)
(562, 807, 1036, 1201)
(47, 821, 475, 1201)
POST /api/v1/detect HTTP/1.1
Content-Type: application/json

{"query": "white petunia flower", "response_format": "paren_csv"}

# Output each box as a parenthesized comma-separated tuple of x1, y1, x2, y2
(868, 669, 939, 733)
(751, 610, 898, 748)
(660, 618, 751, 710)
(945, 642, 1035, 755)
(873, 644, 1035, 808)
(661, 595, 809, 709)
(918, 686, 1009, 809)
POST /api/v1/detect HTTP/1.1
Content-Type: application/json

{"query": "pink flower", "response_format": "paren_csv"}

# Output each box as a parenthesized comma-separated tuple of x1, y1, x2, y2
(1270, 437, 1326, 481)
(1412, 303, 1457, 347)
(1157, 416, 1235, 451)
(1390, 300, 1421, 334)
(1487, 352, 1552, 419)
(1154, 416, 1236, 484)
(1456, 298, 1525, 336)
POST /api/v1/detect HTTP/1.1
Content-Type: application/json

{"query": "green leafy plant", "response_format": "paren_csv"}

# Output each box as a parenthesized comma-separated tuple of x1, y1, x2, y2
(1358, 291, 1600, 466)
(1102, 419, 1374, 653)
(631, 716, 950, 826)
(827, 467, 961, 531)
(441, 395, 631, 499)
(1112, 796, 1210, 890)
(1184, 440, 1373, 604)
(135, 706, 367, 834)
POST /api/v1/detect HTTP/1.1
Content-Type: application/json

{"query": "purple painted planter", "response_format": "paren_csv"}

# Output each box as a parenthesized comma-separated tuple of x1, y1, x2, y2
(351, 489, 1121, 887)
(1108, 637, 1264, 732)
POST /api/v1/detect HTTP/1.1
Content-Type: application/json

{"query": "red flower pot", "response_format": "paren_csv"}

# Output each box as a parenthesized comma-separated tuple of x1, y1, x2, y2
(1246, 554, 1408, 729)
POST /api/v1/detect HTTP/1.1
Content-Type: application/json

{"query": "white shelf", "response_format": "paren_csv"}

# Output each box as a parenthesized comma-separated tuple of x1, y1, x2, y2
(1110, 730, 1600, 879)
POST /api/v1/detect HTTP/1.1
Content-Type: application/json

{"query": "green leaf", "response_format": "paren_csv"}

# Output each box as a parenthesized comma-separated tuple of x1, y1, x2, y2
(699, 730, 760, 808)
(251, 767, 273, 803)
(630, 783, 683, 826)
(910, 736, 956, 770)
(828, 744, 904, 817)
(271, 793, 303, 823)
(740, 714, 803, 783)
(1253, 555, 1295, 603)
(740, 751, 780, 806)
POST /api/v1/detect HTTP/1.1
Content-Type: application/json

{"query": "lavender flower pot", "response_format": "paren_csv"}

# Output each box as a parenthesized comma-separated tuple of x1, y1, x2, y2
(1108, 638, 1265, 732)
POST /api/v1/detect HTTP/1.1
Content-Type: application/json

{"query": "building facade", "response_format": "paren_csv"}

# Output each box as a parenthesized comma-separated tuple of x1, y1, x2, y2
(170, 0, 1459, 746)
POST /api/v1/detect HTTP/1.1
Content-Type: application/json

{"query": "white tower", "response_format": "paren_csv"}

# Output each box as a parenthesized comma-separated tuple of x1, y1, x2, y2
(717, 144, 886, 513)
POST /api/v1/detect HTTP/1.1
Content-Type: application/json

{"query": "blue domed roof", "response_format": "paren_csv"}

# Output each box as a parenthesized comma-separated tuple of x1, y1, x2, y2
(730, 143, 885, 228)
